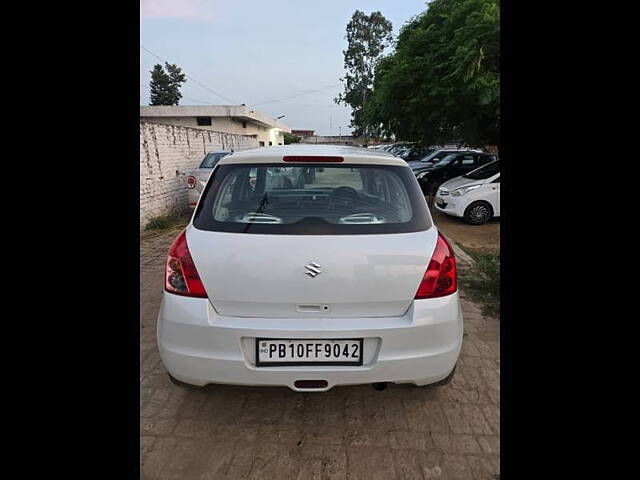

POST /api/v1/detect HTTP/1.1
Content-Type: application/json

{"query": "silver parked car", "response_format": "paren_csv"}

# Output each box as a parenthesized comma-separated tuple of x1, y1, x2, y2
(185, 150, 232, 207)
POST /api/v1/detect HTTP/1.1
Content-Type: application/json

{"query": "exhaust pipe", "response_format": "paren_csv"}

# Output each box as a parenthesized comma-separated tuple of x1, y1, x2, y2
(372, 382, 388, 391)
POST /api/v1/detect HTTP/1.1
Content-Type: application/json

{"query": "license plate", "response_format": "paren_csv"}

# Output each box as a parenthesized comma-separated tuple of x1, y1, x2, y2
(256, 338, 363, 366)
(436, 197, 445, 206)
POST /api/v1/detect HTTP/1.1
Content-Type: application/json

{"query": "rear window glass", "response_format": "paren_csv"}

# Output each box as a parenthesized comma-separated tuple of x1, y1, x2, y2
(193, 164, 431, 234)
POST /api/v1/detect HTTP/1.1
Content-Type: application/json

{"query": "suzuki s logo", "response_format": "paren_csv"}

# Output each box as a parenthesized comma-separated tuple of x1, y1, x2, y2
(304, 261, 323, 278)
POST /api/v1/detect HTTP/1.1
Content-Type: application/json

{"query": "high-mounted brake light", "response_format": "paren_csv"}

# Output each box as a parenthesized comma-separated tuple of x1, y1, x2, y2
(186, 175, 197, 189)
(165, 230, 207, 298)
(415, 233, 457, 299)
(282, 156, 344, 163)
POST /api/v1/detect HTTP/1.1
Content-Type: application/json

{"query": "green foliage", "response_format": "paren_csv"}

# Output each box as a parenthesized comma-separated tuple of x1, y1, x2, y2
(366, 0, 500, 147)
(335, 10, 393, 137)
(149, 62, 187, 106)
(458, 250, 500, 317)
(283, 132, 301, 144)
(144, 212, 182, 231)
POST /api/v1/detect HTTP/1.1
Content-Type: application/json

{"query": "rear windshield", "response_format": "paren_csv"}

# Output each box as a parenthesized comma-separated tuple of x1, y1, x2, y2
(199, 152, 230, 168)
(193, 163, 431, 234)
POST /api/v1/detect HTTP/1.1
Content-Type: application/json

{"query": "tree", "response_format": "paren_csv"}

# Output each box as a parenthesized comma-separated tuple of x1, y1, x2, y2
(149, 62, 187, 106)
(283, 132, 301, 145)
(335, 10, 393, 138)
(367, 0, 500, 148)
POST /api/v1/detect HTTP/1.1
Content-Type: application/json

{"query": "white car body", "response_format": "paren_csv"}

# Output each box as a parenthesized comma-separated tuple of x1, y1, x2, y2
(186, 150, 232, 208)
(158, 145, 463, 392)
(435, 163, 500, 222)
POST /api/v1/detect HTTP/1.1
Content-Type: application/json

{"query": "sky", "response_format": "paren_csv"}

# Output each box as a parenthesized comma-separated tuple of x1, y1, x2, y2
(140, 0, 428, 135)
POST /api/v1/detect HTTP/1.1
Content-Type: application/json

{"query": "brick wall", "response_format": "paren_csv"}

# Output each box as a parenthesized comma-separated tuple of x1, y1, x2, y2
(140, 121, 258, 227)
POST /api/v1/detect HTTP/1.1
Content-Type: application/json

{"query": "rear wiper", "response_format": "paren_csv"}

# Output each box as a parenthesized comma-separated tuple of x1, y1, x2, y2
(339, 213, 385, 224)
(237, 212, 282, 224)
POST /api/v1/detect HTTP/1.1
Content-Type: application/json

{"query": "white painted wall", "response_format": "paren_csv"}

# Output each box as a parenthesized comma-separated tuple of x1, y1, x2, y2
(140, 116, 285, 147)
(140, 122, 259, 227)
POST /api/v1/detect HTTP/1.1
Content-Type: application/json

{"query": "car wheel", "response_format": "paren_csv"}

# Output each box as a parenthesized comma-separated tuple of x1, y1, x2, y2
(168, 373, 202, 390)
(463, 201, 493, 225)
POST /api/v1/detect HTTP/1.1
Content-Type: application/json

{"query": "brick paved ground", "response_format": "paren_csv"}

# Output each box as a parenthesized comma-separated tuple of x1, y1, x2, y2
(140, 228, 500, 480)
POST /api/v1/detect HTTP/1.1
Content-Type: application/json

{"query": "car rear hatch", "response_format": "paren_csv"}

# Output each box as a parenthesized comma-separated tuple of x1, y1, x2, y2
(186, 154, 437, 318)
(186, 226, 438, 318)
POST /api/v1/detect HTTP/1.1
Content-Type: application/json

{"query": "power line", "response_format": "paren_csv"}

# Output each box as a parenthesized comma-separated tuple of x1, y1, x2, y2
(141, 83, 234, 105)
(252, 84, 342, 107)
(140, 45, 240, 104)
(140, 84, 219, 105)
(182, 96, 218, 104)
(140, 44, 343, 111)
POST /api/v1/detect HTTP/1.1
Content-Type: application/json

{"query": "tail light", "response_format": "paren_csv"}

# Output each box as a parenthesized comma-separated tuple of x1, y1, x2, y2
(415, 233, 457, 299)
(186, 175, 197, 189)
(165, 230, 207, 298)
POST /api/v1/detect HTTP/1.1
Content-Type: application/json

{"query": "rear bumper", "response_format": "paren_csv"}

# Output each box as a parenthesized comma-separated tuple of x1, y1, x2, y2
(157, 292, 463, 392)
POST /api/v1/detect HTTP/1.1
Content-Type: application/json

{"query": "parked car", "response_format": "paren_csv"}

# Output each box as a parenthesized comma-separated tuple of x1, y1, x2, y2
(158, 145, 463, 392)
(434, 160, 500, 225)
(397, 144, 434, 162)
(185, 150, 232, 207)
(401, 143, 464, 161)
(385, 142, 414, 156)
(415, 151, 498, 195)
(406, 148, 484, 172)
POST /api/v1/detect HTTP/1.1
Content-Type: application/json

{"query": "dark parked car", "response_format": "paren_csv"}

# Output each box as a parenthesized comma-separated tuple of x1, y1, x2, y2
(397, 145, 436, 162)
(406, 148, 483, 171)
(386, 142, 414, 156)
(414, 152, 498, 195)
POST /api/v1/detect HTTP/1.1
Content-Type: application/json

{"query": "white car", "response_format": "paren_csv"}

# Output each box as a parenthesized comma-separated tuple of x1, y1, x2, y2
(157, 145, 463, 392)
(434, 160, 500, 225)
(185, 150, 232, 208)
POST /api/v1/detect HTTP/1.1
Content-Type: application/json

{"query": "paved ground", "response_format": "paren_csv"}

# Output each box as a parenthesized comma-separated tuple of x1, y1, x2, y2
(140, 227, 500, 480)
(430, 209, 500, 254)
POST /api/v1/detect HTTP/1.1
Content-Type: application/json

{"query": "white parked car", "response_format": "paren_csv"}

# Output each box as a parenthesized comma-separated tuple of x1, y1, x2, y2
(434, 160, 500, 225)
(158, 145, 463, 392)
(185, 150, 232, 208)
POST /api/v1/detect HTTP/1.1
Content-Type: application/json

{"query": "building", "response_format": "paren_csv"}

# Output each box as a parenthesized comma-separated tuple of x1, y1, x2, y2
(140, 105, 291, 147)
(291, 129, 315, 137)
(298, 135, 368, 146)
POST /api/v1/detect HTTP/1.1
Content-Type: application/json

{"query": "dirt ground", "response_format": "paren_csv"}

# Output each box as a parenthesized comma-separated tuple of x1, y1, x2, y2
(429, 208, 500, 254)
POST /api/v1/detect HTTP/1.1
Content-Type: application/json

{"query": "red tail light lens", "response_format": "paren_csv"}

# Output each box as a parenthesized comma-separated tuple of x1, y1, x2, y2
(415, 233, 457, 299)
(165, 230, 207, 298)
(282, 156, 344, 163)
(186, 175, 197, 189)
